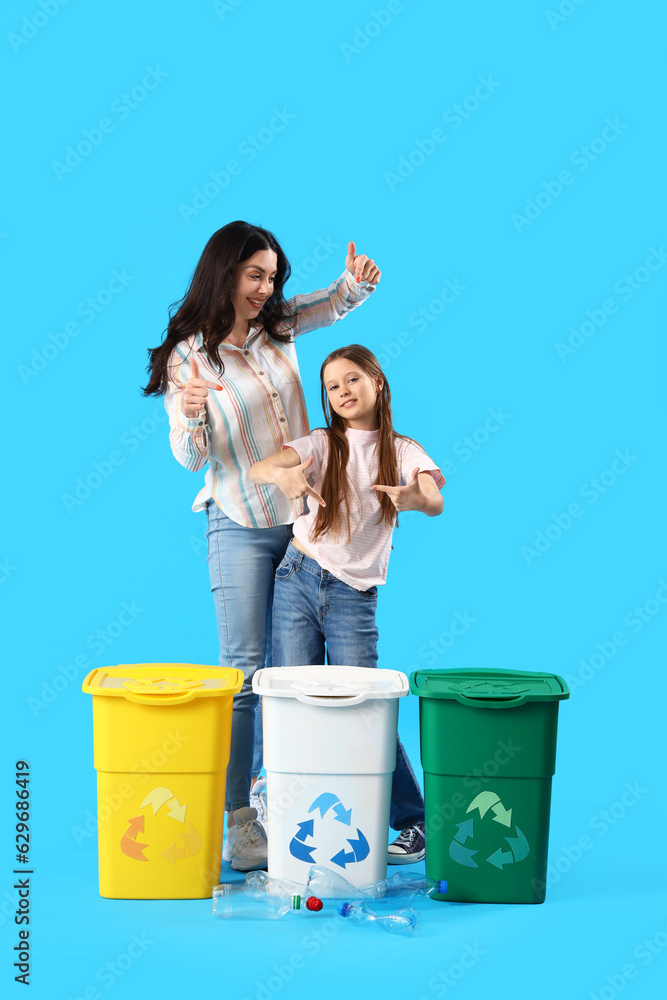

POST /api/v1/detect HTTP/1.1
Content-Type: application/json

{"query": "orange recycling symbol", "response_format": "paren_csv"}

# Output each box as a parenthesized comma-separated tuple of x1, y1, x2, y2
(120, 786, 202, 864)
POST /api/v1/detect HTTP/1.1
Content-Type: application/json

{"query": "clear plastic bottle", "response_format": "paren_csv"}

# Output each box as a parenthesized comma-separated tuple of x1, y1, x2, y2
(306, 865, 367, 900)
(212, 872, 322, 920)
(363, 872, 448, 901)
(307, 865, 447, 903)
(337, 899, 420, 936)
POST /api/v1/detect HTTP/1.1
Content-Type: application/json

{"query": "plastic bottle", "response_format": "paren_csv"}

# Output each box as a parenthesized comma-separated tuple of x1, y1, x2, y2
(363, 871, 449, 901)
(307, 865, 447, 903)
(212, 872, 323, 920)
(337, 899, 420, 936)
(306, 865, 367, 900)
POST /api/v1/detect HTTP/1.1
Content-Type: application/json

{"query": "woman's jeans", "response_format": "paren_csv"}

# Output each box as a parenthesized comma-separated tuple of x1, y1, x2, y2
(272, 541, 425, 831)
(206, 500, 291, 811)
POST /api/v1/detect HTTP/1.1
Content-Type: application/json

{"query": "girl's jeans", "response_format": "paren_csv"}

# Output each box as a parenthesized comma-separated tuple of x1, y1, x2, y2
(272, 541, 425, 831)
(206, 500, 291, 811)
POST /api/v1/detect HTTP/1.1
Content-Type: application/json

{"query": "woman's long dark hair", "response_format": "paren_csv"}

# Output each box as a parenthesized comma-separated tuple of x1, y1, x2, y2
(312, 345, 404, 542)
(143, 221, 295, 396)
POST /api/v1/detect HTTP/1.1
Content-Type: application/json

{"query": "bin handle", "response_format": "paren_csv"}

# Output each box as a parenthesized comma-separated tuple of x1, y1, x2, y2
(122, 690, 199, 706)
(455, 692, 528, 708)
(294, 692, 369, 707)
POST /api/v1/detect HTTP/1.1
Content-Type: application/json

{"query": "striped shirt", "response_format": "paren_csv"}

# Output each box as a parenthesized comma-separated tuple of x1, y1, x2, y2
(288, 428, 446, 590)
(164, 270, 374, 527)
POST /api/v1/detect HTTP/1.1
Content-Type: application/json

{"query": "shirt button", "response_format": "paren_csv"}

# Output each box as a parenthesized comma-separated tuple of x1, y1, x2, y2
(244, 350, 249, 356)
(258, 370, 265, 375)
(272, 392, 278, 398)
(198, 421, 203, 427)
(280, 417, 286, 422)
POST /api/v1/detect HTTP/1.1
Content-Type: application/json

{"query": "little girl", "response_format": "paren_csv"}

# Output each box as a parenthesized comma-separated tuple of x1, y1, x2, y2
(249, 344, 445, 863)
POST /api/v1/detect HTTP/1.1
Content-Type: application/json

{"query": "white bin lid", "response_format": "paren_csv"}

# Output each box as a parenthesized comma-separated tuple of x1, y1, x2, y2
(253, 666, 409, 707)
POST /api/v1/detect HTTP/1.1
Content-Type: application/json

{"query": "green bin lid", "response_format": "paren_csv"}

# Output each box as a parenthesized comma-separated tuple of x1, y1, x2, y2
(409, 668, 569, 708)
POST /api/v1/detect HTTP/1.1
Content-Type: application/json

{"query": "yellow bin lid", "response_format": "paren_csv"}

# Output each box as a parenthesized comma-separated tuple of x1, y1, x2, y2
(82, 663, 243, 706)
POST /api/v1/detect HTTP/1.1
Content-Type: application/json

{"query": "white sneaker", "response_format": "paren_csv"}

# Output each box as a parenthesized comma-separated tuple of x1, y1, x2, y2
(249, 777, 268, 825)
(222, 807, 268, 871)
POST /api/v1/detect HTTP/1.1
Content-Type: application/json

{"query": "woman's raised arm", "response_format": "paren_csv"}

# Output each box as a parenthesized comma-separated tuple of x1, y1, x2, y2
(287, 241, 381, 338)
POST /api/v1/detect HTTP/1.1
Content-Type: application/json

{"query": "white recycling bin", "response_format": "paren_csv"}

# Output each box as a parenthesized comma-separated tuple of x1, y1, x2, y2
(252, 666, 409, 888)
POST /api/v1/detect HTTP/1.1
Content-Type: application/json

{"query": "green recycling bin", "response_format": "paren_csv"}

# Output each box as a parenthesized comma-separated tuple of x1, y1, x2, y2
(410, 669, 569, 904)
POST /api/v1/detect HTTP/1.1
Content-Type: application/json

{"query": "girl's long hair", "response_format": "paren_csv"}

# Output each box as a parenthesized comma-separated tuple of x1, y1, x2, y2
(312, 345, 402, 542)
(142, 221, 294, 396)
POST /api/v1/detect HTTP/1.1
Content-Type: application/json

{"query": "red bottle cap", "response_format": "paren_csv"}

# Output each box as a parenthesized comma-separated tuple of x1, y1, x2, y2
(305, 896, 323, 911)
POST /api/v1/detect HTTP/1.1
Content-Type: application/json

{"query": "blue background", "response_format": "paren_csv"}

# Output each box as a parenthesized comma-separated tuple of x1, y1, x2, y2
(3, 1, 666, 998)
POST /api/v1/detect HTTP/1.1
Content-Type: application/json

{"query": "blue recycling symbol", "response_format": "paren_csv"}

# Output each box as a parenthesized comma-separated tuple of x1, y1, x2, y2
(289, 792, 370, 869)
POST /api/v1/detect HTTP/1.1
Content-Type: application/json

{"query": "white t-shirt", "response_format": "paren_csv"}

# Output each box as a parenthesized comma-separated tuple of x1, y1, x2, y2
(285, 427, 445, 591)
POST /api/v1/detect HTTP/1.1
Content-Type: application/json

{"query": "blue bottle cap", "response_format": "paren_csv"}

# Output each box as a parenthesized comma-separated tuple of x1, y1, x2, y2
(337, 902, 352, 917)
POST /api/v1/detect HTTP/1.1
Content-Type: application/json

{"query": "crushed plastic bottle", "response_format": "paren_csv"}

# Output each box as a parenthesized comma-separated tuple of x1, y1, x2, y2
(213, 872, 322, 920)
(337, 899, 420, 935)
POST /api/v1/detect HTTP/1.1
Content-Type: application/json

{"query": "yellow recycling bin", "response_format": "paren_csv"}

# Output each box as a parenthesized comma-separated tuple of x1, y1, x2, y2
(82, 663, 243, 899)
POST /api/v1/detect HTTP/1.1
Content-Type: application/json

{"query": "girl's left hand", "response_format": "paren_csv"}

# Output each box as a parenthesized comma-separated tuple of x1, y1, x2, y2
(371, 468, 424, 511)
(345, 241, 381, 285)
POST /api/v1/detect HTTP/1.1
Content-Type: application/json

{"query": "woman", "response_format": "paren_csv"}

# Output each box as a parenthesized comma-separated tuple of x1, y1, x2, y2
(143, 221, 380, 870)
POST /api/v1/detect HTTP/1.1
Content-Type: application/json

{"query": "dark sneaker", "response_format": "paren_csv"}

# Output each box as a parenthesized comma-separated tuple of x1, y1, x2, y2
(387, 822, 426, 864)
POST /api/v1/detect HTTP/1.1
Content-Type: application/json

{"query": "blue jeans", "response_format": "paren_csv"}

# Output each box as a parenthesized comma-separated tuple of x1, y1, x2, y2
(272, 541, 425, 831)
(206, 500, 292, 811)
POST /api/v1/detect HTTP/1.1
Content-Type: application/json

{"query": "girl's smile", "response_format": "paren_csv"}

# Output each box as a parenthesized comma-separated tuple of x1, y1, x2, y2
(323, 358, 382, 430)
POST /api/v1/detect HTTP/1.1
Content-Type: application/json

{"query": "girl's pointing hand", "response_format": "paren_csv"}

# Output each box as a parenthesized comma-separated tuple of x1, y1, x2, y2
(371, 467, 424, 511)
(276, 456, 326, 508)
(345, 241, 381, 285)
